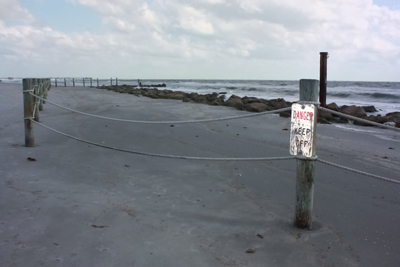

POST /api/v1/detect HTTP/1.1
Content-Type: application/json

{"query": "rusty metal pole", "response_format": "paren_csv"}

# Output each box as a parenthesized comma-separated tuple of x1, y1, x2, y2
(295, 79, 319, 229)
(23, 79, 35, 147)
(319, 52, 328, 108)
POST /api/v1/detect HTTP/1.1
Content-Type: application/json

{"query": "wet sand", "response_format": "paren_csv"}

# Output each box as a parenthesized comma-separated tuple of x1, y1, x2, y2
(1, 83, 399, 266)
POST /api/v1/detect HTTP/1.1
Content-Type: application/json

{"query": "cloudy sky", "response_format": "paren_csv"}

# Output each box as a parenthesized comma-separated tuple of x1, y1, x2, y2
(1, 0, 399, 81)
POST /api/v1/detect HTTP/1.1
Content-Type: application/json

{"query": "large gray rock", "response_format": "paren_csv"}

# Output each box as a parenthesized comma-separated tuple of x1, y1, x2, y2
(339, 105, 367, 118)
(386, 112, 400, 123)
(318, 109, 335, 121)
(362, 106, 378, 112)
(265, 98, 287, 110)
(244, 102, 269, 112)
(353, 115, 393, 126)
(326, 102, 340, 111)
(225, 95, 243, 110)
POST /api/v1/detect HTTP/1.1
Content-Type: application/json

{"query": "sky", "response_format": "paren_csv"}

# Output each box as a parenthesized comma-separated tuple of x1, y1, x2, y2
(0, 0, 399, 81)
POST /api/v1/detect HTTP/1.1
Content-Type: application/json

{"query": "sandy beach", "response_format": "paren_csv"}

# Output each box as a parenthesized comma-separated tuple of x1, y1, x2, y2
(1, 83, 399, 267)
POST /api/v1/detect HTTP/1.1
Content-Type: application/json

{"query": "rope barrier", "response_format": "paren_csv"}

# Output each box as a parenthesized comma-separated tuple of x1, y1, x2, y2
(317, 158, 400, 185)
(31, 119, 296, 161)
(28, 92, 292, 124)
(318, 106, 400, 132)
(26, 88, 399, 185)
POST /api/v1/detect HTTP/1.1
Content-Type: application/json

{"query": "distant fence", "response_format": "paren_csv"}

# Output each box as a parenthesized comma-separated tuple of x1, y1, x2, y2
(52, 78, 141, 87)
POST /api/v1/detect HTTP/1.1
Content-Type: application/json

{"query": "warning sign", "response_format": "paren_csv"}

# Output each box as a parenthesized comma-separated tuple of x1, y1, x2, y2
(290, 103, 316, 157)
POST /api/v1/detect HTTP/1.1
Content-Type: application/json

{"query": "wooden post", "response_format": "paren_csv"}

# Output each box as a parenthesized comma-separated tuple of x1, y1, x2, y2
(111, 77, 113, 86)
(55, 78, 57, 87)
(73, 78, 75, 87)
(42, 78, 47, 104)
(295, 79, 319, 229)
(64, 78, 66, 87)
(38, 79, 44, 111)
(319, 52, 328, 108)
(97, 78, 99, 87)
(31, 79, 40, 122)
(23, 79, 35, 147)
(83, 78, 85, 87)
(116, 77, 118, 86)
(90, 78, 92, 87)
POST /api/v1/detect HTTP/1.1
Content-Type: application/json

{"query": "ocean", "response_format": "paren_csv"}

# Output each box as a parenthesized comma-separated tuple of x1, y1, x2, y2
(2, 78, 399, 115)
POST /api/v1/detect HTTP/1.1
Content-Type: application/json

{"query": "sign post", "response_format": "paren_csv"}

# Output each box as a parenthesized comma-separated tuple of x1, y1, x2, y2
(290, 79, 319, 229)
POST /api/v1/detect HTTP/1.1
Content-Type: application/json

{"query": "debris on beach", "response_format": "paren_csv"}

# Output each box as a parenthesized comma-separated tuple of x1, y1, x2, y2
(257, 233, 264, 239)
(246, 248, 256, 253)
(27, 157, 36, 161)
(91, 224, 108, 228)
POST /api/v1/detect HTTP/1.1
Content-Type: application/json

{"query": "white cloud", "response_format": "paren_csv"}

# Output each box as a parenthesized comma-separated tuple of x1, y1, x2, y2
(0, 0, 399, 80)
(0, 0, 35, 24)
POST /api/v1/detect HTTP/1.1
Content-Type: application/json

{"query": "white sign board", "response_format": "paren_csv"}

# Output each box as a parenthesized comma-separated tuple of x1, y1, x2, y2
(290, 103, 315, 157)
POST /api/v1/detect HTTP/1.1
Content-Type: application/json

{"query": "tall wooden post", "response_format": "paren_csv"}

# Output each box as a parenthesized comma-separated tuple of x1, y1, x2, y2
(90, 78, 92, 87)
(42, 78, 47, 104)
(31, 79, 40, 122)
(83, 78, 85, 87)
(73, 78, 75, 87)
(116, 77, 118, 86)
(97, 78, 99, 87)
(295, 79, 319, 229)
(23, 79, 35, 147)
(319, 52, 328, 108)
(64, 78, 66, 87)
(111, 77, 113, 86)
(38, 79, 44, 111)
(55, 78, 58, 87)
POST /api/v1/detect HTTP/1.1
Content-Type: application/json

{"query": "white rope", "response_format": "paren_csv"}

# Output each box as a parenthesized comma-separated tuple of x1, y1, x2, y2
(318, 106, 400, 132)
(317, 158, 400, 185)
(31, 119, 296, 161)
(29, 92, 292, 124)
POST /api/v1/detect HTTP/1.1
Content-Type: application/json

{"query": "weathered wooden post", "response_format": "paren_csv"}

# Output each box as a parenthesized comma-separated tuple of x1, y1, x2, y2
(90, 78, 92, 87)
(64, 78, 66, 87)
(38, 79, 44, 111)
(83, 78, 85, 87)
(73, 78, 75, 87)
(31, 79, 40, 122)
(97, 78, 99, 87)
(319, 52, 328, 108)
(55, 78, 58, 87)
(23, 79, 35, 147)
(111, 77, 113, 86)
(293, 79, 319, 229)
(41, 78, 47, 104)
(116, 77, 118, 86)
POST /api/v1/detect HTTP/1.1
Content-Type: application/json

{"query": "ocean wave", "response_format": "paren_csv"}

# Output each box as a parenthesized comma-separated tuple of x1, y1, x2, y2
(359, 92, 400, 99)
(328, 92, 352, 98)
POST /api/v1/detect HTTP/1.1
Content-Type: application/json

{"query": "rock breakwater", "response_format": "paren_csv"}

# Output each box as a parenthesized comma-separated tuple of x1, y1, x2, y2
(96, 85, 400, 128)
